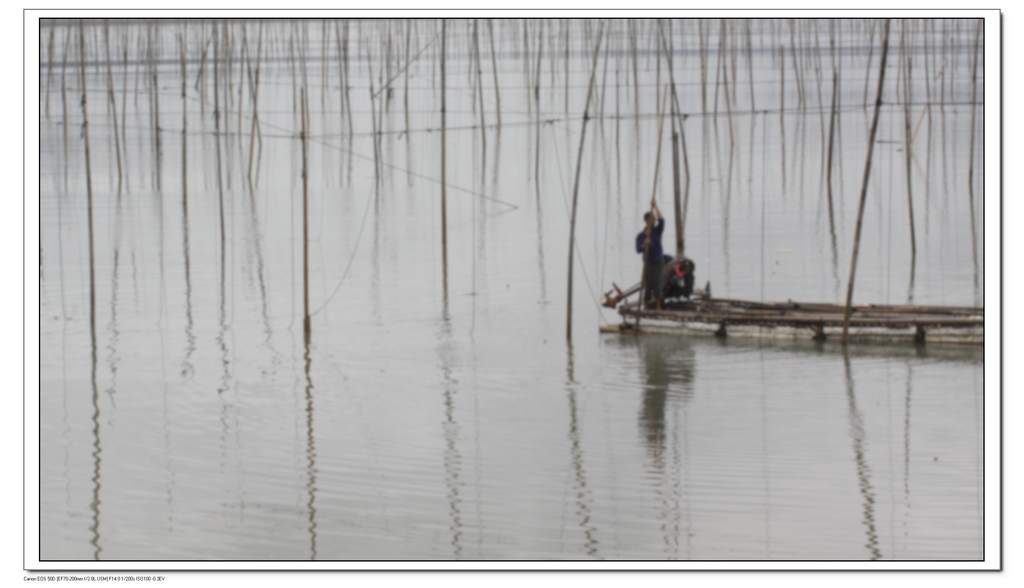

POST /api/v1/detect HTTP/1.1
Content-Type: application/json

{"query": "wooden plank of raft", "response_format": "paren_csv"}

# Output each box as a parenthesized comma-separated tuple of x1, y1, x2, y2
(687, 297, 982, 317)
(621, 308, 982, 330)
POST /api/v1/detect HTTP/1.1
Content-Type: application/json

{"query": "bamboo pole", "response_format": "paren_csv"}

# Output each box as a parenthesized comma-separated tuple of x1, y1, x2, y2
(902, 22, 917, 278)
(968, 19, 982, 296)
(523, 20, 532, 118)
(597, 21, 611, 119)
(102, 21, 123, 194)
(404, 20, 412, 137)
(60, 28, 69, 193)
(213, 24, 227, 301)
(149, 25, 162, 191)
(44, 25, 55, 120)
(863, 20, 876, 110)
(671, 128, 684, 259)
(367, 49, 381, 188)
(657, 23, 688, 259)
(180, 27, 187, 213)
(78, 20, 97, 348)
(826, 71, 838, 234)
(301, 87, 311, 338)
(534, 21, 544, 187)
(747, 19, 756, 112)
(247, 21, 263, 188)
(487, 19, 502, 129)
(631, 20, 641, 135)
(779, 44, 786, 194)
(441, 20, 449, 302)
(789, 20, 804, 110)
(698, 20, 707, 117)
(195, 25, 208, 114)
(343, 21, 353, 138)
(238, 23, 247, 153)
(564, 19, 570, 117)
(842, 19, 891, 343)
(120, 38, 128, 184)
(474, 19, 487, 179)
(566, 22, 605, 342)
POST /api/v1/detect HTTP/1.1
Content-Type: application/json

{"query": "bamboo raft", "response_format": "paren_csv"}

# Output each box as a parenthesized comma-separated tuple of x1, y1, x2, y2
(600, 288, 983, 345)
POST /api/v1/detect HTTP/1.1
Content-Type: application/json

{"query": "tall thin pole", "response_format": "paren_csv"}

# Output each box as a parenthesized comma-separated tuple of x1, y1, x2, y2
(44, 25, 55, 120)
(149, 24, 162, 191)
(902, 22, 917, 278)
(102, 21, 122, 194)
(213, 24, 226, 305)
(180, 27, 187, 216)
(487, 19, 502, 128)
(441, 20, 449, 302)
(404, 20, 412, 136)
(779, 44, 787, 193)
(968, 19, 982, 297)
(842, 19, 891, 343)
(247, 21, 263, 188)
(78, 21, 97, 349)
(671, 128, 684, 259)
(474, 19, 487, 177)
(566, 22, 605, 342)
(826, 71, 838, 233)
(60, 28, 69, 193)
(301, 87, 311, 338)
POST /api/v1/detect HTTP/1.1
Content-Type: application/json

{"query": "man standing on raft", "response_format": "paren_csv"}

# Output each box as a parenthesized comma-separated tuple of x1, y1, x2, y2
(636, 199, 666, 309)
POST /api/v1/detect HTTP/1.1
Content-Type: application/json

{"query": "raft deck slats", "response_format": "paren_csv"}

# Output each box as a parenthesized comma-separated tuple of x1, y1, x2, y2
(680, 297, 983, 317)
(615, 298, 983, 343)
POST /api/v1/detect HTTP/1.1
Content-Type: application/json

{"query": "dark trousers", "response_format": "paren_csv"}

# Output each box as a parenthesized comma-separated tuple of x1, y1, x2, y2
(642, 260, 662, 308)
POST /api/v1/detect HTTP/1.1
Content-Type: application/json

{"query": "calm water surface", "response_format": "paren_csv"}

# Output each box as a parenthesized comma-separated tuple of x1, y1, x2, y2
(39, 18, 984, 560)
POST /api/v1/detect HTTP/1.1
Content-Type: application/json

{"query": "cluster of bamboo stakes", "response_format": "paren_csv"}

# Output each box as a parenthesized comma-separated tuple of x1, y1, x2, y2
(42, 17, 985, 348)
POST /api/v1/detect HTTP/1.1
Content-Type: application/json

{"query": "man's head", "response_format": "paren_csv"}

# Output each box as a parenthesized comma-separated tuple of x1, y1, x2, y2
(643, 212, 654, 228)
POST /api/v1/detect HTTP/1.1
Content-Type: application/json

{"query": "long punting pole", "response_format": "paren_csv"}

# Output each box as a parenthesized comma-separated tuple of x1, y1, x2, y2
(841, 19, 891, 343)
(636, 84, 670, 328)
(671, 127, 684, 260)
(441, 19, 449, 302)
(566, 22, 606, 343)
(658, 22, 689, 260)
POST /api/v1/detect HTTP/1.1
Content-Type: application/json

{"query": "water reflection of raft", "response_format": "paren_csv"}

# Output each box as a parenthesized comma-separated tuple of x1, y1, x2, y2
(601, 296, 984, 345)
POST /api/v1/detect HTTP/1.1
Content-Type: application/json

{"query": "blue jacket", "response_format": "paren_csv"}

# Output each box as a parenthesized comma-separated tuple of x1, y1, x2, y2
(636, 218, 665, 264)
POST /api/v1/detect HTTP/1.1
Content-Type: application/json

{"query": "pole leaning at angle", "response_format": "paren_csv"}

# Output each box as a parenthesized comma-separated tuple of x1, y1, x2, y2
(566, 21, 605, 343)
(842, 19, 891, 343)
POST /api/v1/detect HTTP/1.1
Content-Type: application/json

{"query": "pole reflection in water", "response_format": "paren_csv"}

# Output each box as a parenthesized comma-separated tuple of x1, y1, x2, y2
(902, 362, 913, 545)
(635, 335, 695, 559)
(303, 332, 318, 560)
(436, 312, 463, 559)
(565, 343, 599, 559)
(89, 338, 102, 561)
(842, 351, 882, 561)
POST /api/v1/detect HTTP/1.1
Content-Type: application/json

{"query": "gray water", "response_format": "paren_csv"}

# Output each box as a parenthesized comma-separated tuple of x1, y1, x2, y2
(39, 18, 985, 561)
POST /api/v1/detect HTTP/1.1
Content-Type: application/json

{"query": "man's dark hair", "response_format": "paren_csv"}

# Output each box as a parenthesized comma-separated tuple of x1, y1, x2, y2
(643, 212, 653, 223)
